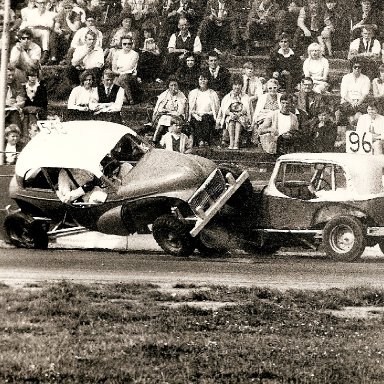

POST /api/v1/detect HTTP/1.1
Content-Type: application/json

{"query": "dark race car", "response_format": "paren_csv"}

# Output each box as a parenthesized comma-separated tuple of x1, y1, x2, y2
(4, 120, 250, 256)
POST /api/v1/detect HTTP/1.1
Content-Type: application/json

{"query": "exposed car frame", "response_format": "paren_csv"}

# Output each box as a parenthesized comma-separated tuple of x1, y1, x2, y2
(4, 120, 250, 256)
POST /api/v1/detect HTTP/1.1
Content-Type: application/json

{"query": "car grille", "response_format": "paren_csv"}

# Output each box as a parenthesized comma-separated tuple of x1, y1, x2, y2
(188, 169, 227, 213)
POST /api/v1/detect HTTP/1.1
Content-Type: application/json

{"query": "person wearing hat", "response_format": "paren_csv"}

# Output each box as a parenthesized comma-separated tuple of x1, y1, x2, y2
(91, 69, 125, 123)
(9, 28, 42, 82)
(4, 124, 24, 165)
(268, 32, 301, 92)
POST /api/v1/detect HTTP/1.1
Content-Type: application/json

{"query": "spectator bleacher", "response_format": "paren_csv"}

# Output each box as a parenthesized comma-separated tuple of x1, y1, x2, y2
(4, 0, 383, 156)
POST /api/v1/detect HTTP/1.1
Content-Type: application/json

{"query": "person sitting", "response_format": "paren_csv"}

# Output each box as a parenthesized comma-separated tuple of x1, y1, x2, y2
(252, 78, 281, 130)
(67, 70, 98, 121)
(348, 25, 381, 80)
(4, 124, 24, 165)
(165, 0, 199, 37)
(356, 101, 384, 154)
(159, 16, 202, 81)
(244, 0, 280, 54)
(295, 77, 326, 120)
(91, 69, 125, 123)
(303, 42, 329, 93)
(152, 76, 188, 145)
(50, 0, 82, 64)
(9, 28, 41, 83)
(65, 16, 103, 65)
(338, 61, 371, 125)
(198, 0, 240, 55)
(188, 73, 220, 147)
(350, 0, 380, 39)
(19, 0, 56, 64)
(175, 53, 201, 93)
(105, 17, 139, 67)
(111, 35, 142, 104)
(217, 75, 252, 150)
(294, 0, 324, 57)
(22, 69, 48, 139)
(57, 168, 106, 204)
(5, 67, 25, 136)
(160, 116, 193, 153)
(267, 32, 302, 92)
(136, 26, 162, 83)
(257, 93, 299, 155)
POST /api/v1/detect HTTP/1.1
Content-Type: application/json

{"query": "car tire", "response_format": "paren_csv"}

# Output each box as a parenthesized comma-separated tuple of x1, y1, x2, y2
(152, 214, 195, 257)
(219, 165, 253, 209)
(4, 213, 49, 250)
(322, 216, 366, 262)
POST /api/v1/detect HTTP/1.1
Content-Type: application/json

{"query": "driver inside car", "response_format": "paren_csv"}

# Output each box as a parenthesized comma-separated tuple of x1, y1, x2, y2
(57, 168, 107, 204)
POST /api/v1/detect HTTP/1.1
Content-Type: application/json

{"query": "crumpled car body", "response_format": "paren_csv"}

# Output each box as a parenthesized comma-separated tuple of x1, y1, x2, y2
(5, 120, 249, 255)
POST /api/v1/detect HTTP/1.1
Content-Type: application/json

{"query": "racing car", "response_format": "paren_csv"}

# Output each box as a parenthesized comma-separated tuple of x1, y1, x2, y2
(3, 120, 250, 256)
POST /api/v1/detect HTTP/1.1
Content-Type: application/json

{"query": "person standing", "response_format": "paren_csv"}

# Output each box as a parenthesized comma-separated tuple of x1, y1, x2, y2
(258, 93, 299, 155)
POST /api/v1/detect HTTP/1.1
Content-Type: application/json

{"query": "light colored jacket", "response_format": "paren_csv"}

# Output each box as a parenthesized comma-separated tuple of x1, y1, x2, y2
(217, 92, 252, 128)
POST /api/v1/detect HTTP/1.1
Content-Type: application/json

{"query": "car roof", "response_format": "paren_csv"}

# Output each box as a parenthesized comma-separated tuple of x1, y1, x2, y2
(15, 120, 137, 178)
(277, 153, 384, 195)
(277, 152, 384, 166)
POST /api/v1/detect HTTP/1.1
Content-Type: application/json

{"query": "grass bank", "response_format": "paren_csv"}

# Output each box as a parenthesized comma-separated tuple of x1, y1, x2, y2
(1, 281, 384, 383)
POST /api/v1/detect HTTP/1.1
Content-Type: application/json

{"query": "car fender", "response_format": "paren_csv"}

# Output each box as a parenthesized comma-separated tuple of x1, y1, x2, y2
(311, 203, 367, 228)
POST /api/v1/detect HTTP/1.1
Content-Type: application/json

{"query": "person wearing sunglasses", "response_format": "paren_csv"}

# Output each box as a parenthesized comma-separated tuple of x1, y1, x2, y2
(111, 36, 142, 105)
(9, 29, 41, 83)
(338, 60, 371, 125)
(19, 0, 56, 64)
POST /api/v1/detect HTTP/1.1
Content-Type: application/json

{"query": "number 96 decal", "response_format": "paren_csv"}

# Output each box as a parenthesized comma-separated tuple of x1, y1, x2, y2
(346, 131, 373, 154)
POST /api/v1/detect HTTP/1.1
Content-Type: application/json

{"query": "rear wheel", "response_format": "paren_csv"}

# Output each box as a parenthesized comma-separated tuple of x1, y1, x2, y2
(152, 214, 195, 256)
(4, 213, 49, 249)
(322, 216, 365, 262)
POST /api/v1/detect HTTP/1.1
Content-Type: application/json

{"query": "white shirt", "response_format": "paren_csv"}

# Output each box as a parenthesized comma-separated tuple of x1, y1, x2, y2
(349, 37, 381, 55)
(70, 27, 103, 49)
(167, 32, 202, 53)
(356, 113, 384, 137)
(277, 112, 292, 136)
(71, 45, 104, 69)
(340, 73, 371, 103)
(21, 8, 56, 29)
(112, 49, 139, 74)
(68, 86, 98, 109)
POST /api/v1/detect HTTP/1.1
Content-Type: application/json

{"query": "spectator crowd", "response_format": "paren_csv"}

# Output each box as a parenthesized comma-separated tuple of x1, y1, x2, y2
(3, 0, 384, 163)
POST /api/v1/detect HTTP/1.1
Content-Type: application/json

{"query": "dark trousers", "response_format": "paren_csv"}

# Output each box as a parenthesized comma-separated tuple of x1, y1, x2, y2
(190, 114, 215, 145)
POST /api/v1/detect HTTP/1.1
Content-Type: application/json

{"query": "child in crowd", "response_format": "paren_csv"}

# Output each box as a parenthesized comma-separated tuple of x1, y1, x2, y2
(241, 61, 264, 109)
(28, 122, 41, 141)
(4, 124, 23, 165)
(160, 116, 193, 153)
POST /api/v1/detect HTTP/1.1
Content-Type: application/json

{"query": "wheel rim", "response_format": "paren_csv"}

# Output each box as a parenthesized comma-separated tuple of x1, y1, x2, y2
(163, 230, 184, 252)
(329, 224, 355, 254)
(8, 225, 35, 247)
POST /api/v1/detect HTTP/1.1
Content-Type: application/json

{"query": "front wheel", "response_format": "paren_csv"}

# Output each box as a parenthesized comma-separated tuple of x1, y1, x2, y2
(322, 216, 366, 262)
(4, 213, 49, 249)
(152, 214, 195, 256)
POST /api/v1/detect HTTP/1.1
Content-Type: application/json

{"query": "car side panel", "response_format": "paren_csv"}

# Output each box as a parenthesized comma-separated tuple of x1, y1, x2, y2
(259, 194, 321, 229)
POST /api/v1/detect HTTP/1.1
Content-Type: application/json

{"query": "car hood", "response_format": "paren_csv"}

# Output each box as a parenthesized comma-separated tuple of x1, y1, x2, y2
(116, 149, 217, 200)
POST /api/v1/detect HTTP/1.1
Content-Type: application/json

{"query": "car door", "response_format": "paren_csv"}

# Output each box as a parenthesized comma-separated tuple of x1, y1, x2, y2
(259, 161, 335, 230)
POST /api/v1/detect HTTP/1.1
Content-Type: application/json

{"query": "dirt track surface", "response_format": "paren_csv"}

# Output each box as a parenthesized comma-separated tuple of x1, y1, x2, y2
(1, 247, 384, 290)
